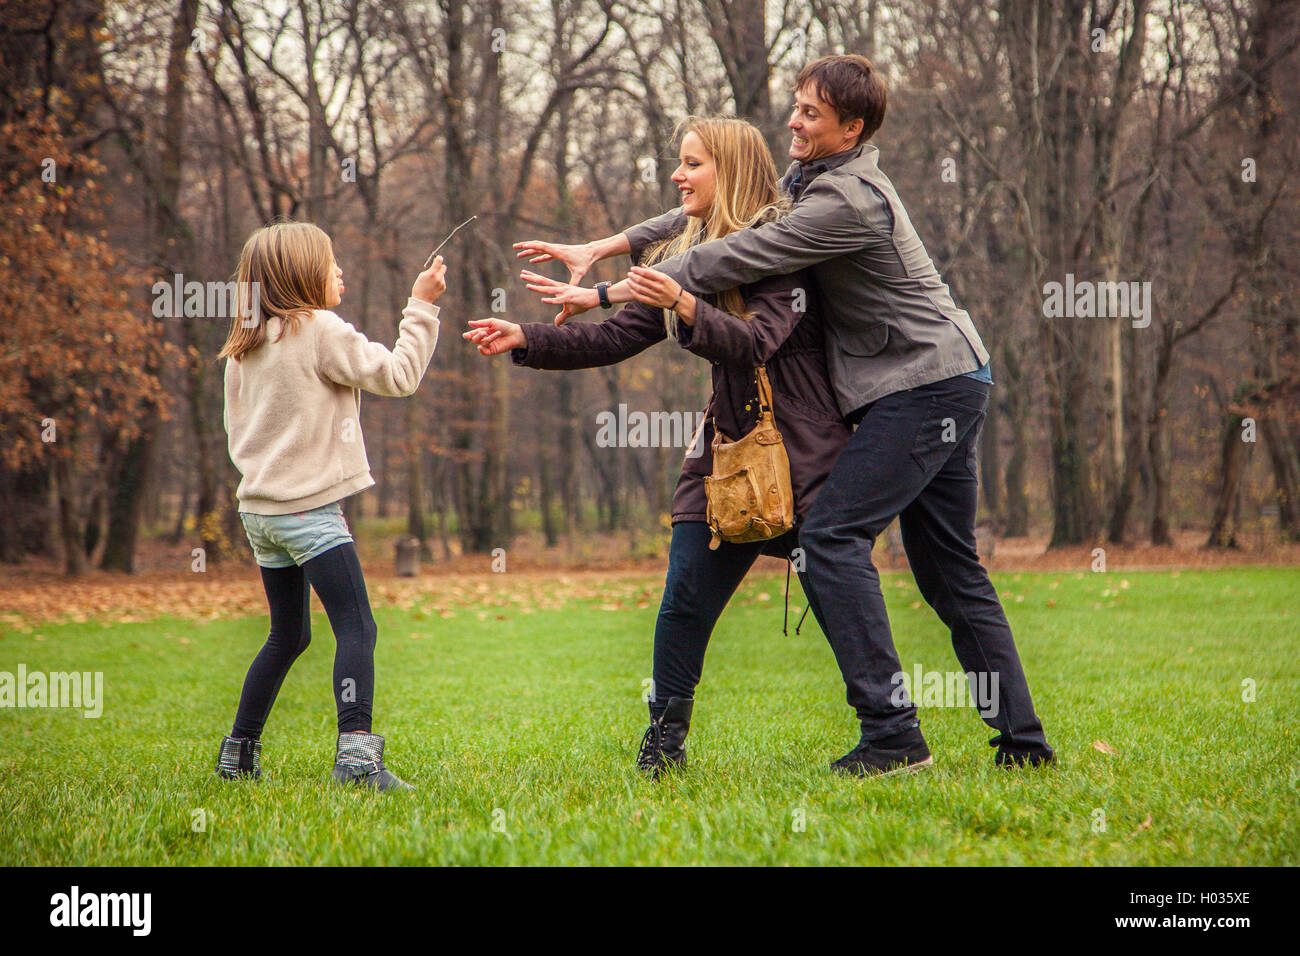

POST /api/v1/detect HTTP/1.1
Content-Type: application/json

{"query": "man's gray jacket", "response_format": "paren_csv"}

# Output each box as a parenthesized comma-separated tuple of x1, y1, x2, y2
(624, 143, 988, 416)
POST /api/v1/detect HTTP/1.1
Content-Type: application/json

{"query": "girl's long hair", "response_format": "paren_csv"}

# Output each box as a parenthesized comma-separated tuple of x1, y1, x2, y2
(642, 116, 791, 335)
(218, 221, 334, 361)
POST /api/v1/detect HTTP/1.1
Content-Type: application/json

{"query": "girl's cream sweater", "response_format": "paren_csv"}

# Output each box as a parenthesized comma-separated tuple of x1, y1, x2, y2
(224, 297, 440, 515)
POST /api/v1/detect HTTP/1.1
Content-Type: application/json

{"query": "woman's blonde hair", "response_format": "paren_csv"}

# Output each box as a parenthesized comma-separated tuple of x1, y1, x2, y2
(643, 116, 791, 334)
(218, 221, 334, 361)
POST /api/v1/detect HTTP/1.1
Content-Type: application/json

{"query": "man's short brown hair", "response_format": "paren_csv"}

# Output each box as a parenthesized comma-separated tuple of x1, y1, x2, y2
(795, 55, 887, 144)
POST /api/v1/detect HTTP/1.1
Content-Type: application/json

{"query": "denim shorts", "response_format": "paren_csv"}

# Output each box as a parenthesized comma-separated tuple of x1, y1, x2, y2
(239, 501, 354, 568)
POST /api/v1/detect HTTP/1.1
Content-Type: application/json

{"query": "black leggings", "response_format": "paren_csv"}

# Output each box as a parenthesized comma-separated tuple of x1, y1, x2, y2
(231, 542, 377, 738)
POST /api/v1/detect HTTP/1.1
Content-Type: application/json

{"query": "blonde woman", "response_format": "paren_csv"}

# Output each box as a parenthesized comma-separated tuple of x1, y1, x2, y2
(466, 118, 850, 777)
(217, 221, 445, 791)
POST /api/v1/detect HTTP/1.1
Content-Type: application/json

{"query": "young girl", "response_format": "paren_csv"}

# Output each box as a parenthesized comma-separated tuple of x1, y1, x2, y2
(467, 118, 851, 778)
(216, 221, 445, 791)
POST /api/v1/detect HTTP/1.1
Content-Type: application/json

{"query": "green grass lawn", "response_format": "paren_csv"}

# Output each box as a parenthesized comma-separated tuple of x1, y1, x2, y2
(2, 567, 1297, 866)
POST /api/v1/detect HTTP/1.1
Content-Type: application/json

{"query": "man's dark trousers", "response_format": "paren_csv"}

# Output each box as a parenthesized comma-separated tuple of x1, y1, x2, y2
(799, 373, 1051, 754)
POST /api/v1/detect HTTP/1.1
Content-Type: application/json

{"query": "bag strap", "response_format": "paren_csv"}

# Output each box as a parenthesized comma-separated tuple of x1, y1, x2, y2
(713, 366, 774, 439)
(754, 365, 775, 423)
(783, 558, 813, 636)
(703, 390, 718, 436)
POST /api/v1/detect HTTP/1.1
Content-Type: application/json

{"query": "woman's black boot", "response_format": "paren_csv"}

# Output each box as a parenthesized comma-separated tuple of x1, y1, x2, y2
(636, 697, 694, 779)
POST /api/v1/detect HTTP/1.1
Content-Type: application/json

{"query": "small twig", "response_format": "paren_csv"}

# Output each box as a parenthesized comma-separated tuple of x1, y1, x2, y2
(423, 216, 478, 268)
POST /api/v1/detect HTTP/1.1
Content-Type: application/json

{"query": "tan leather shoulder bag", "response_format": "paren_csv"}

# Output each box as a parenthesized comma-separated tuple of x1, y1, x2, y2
(704, 366, 796, 550)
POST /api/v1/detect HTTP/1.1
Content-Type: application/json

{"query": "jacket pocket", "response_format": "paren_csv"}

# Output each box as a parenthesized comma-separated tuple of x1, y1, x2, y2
(835, 321, 889, 357)
(773, 387, 844, 426)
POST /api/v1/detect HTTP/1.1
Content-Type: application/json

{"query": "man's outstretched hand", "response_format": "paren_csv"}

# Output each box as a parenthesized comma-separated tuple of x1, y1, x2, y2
(519, 269, 599, 325)
(463, 318, 526, 356)
(513, 239, 597, 285)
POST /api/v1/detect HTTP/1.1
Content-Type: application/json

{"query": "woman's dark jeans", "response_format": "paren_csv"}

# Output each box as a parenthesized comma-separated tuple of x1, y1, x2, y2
(651, 521, 822, 717)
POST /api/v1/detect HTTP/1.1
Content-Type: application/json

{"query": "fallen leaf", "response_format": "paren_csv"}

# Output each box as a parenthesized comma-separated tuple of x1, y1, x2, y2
(1092, 739, 1118, 755)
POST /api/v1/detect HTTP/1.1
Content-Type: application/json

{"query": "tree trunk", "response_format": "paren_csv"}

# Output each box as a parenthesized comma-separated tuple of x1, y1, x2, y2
(1092, 0, 1150, 525)
(182, 310, 222, 560)
(978, 383, 1002, 526)
(1147, 412, 1173, 546)
(1145, 335, 1178, 545)
(558, 376, 580, 541)
(101, 0, 198, 572)
(1205, 412, 1248, 549)
(539, 442, 558, 548)
(1003, 0, 1102, 547)
(1262, 417, 1300, 542)
(998, 346, 1030, 537)
(0, 466, 53, 562)
(1107, 275, 1155, 544)
(406, 398, 429, 561)
(53, 456, 86, 576)
(700, 0, 778, 154)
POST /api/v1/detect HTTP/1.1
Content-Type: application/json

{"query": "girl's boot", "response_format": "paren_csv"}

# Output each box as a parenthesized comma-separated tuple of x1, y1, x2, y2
(215, 735, 262, 780)
(331, 731, 414, 792)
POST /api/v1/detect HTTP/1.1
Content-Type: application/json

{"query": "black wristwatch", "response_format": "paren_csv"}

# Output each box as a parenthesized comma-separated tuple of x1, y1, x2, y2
(595, 281, 613, 310)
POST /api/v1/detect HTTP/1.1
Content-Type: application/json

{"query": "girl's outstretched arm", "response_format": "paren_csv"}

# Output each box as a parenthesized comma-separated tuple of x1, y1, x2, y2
(315, 300, 440, 397)
(315, 258, 446, 397)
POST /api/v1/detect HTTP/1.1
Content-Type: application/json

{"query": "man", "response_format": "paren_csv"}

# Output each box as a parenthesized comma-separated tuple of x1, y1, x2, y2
(515, 54, 1054, 775)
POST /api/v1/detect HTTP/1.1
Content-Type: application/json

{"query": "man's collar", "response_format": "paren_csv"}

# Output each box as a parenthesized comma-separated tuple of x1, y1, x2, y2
(795, 143, 868, 180)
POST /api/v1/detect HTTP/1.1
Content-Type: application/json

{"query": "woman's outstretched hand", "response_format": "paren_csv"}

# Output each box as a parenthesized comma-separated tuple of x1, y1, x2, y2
(513, 240, 597, 285)
(463, 318, 526, 356)
(520, 270, 599, 325)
